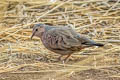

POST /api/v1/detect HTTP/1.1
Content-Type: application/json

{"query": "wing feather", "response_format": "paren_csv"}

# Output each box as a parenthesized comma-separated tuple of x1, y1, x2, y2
(43, 27, 81, 50)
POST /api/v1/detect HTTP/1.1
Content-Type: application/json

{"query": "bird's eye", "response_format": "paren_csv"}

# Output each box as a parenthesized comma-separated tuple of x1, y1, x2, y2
(36, 29, 38, 31)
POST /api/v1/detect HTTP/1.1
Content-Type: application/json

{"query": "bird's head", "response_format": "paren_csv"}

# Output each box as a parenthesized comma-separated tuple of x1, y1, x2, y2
(31, 24, 45, 39)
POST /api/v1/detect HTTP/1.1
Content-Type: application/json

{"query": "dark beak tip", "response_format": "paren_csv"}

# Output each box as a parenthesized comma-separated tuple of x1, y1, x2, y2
(30, 34, 34, 40)
(30, 37, 32, 40)
(31, 31, 36, 40)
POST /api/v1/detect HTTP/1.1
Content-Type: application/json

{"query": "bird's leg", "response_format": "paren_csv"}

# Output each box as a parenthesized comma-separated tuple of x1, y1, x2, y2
(58, 55, 64, 61)
(64, 54, 72, 63)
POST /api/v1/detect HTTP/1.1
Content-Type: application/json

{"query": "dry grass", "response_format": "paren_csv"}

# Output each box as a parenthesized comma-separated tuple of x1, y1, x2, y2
(0, 0, 120, 80)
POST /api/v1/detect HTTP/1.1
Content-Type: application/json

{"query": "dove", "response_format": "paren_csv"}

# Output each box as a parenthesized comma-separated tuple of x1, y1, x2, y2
(31, 24, 104, 62)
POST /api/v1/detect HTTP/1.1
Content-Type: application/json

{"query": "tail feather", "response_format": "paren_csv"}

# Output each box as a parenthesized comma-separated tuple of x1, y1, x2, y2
(79, 35, 104, 47)
(93, 43, 104, 47)
(82, 42, 104, 47)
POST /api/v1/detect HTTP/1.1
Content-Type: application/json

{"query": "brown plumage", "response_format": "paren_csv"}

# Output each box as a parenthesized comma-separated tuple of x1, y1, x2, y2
(31, 24, 104, 62)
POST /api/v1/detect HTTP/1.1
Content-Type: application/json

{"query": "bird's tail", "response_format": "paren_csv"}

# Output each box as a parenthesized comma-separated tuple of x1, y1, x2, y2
(92, 43, 104, 47)
(82, 42, 104, 47)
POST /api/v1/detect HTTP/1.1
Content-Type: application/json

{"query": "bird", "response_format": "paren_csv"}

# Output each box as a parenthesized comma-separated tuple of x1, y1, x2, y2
(31, 24, 104, 62)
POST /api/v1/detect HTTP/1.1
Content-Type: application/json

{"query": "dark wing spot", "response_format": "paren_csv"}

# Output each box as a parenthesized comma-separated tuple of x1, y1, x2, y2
(81, 41, 87, 44)
(66, 35, 71, 39)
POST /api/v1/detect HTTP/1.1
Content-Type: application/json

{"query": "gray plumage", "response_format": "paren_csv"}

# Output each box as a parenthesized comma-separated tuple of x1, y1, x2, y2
(31, 24, 104, 62)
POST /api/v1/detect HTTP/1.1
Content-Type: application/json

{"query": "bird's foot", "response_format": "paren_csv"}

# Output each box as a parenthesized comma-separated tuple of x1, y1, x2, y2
(63, 54, 72, 63)
(58, 55, 63, 61)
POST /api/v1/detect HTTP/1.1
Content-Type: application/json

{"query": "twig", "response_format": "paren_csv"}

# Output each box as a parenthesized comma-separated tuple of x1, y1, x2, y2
(104, 0, 120, 16)
(36, 0, 73, 20)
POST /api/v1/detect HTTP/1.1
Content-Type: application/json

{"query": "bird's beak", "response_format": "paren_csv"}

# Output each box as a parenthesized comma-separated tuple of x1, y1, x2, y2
(31, 30, 36, 40)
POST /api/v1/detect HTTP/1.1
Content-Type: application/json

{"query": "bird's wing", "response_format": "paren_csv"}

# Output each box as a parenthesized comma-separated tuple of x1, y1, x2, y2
(44, 28, 81, 50)
(76, 33, 104, 46)
(75, 33, 97, 46)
